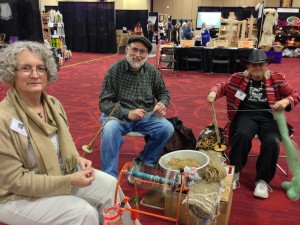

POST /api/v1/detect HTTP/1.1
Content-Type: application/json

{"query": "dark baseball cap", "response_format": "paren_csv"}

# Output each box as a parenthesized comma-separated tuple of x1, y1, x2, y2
(127, 35, 152, 53)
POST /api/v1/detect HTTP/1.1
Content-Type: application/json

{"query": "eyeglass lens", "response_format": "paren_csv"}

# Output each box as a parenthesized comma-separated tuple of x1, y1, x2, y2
(16, 66, 47, 74)
(130, 46, 147, 55)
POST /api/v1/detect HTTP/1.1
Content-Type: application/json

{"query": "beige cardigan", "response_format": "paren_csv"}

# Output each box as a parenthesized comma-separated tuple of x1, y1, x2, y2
(0, 88, 79, 203)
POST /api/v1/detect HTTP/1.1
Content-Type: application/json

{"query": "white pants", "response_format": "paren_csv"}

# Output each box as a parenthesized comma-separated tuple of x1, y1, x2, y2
(0, 169, 140, 225)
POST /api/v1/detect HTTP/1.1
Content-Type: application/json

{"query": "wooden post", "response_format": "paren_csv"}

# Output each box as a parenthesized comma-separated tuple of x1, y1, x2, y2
(241, 20, 247, 41)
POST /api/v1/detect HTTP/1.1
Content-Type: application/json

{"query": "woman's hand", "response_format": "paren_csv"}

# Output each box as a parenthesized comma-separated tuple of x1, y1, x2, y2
(153, 102, 166, 116)
(207, 91, 217, 103)
(272, 99, 290, 112)
(75, 155, 92, 170)
(70, 168, 95, 188)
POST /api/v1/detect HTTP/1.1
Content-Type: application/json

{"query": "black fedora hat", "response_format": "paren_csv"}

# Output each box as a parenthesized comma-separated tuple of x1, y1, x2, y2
(240, 49, 273, 67)
(127, 35, 152, 53)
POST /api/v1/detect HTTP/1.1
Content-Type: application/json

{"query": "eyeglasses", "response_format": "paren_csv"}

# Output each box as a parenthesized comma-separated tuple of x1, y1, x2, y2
(129, 46, 148, 55)
(15, 66, 48, 75)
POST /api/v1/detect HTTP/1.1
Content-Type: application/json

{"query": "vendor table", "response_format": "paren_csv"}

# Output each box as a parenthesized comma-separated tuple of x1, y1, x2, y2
(174, 47, 245, 74)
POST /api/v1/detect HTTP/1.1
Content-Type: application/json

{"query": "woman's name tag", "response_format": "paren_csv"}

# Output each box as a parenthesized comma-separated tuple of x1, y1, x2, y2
(10, 117, 27, 136)
(235, 90, 246, 100)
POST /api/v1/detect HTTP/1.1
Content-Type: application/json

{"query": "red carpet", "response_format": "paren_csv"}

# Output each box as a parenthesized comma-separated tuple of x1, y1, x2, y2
(1, 53, 300, 225)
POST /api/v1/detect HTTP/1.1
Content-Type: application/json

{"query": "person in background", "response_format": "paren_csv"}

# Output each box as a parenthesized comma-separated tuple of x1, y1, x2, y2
(99, 36, 174, 179)
(133, 22, 143, 36)
(158, 21, 166, 40)
(0, 41, 138, 225)
(200, 22, 211, 46)
(194, 30, 202, 46)
(182, 21, 194, 40)
(147, 20, 154, 43)
(166, 21, 173, 41)
(164, 21, 181, 68)
(171, 22, 181, 46)
(207, 49, 299, 199)
(209, 26, 218, 39)
(180, 22, 187, 40)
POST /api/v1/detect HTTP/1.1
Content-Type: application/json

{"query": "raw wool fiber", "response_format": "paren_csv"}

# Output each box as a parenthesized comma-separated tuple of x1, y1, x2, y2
(196, 124, 225, 151)
(201, 150, 227, 182)
(259, 8, 278, 47)
(188, 179, 222, 222)
(196, 125, 220, 151)
(262, 8, 278, 35)
(185, 150, 226, 222)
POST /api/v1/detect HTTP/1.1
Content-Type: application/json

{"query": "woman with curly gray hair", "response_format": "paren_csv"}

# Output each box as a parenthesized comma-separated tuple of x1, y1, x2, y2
(0, 41, 58, 84)
(0, 41, 139, 225)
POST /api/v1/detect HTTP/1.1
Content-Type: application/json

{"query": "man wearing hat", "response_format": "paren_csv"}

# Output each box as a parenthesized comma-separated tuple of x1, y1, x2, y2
(99, 35, 174, 179)
(207, 49, 299, 198)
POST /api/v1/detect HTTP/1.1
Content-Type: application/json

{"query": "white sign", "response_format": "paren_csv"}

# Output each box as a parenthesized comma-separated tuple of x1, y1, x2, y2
(277, 8, 299, 13)
(148, 16, 156, 24)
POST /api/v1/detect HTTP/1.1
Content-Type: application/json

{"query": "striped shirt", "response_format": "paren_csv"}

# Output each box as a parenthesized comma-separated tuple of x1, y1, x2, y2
(210, 71, 300, 144)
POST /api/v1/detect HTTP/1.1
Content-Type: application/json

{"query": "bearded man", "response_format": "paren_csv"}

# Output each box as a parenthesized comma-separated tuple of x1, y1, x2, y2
(99, 36, 174, 178)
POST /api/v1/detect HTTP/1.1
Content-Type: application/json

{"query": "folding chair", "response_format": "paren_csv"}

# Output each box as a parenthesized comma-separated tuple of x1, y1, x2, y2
(233, 48, 254, 73)
(159, 47, 178, 76)
(121, 131, 145, 156)
(248, 135, 289, 176)
(184, 47, 204, 74)
(224, 135, 289, 177)
(210, 48, 230, 74)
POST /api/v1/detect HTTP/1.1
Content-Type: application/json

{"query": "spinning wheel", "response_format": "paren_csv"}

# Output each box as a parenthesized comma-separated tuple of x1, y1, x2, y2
(211, 102, 227, 152)
(114, 162, 189, 225)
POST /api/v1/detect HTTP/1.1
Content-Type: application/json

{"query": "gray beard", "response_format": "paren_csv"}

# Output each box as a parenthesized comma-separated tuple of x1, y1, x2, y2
(126, 54, 148, 70)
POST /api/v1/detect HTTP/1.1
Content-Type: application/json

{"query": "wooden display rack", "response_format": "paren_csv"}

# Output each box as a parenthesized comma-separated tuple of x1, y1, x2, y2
(247, 16, 258, 47)
(41, 12, 51, 43)
(217, 12, 257, 48)
(218, 12, 243, 47)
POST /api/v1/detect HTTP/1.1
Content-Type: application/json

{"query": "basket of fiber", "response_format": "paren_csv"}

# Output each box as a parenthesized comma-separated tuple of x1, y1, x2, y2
(260, 45, 272, 51)
(158, 150, 210, 178)
(273, 45, 284, 52)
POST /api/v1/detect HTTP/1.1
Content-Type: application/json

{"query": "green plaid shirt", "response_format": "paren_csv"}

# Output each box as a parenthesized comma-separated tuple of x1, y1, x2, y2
(100, 59, 170, 119)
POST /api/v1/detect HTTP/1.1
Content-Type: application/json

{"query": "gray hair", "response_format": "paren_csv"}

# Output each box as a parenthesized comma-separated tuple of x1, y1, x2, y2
(243, 68, 270, 79)
(0, 41, 58, 85)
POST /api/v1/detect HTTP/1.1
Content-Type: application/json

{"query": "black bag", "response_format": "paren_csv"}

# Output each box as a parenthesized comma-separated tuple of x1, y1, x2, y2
(163, 117, 197, 154)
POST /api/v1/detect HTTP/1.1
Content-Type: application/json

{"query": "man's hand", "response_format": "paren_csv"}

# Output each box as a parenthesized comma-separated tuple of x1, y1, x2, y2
(153, 102, 166, 116)
(207, 91, 217, 103)
(128, 109, 147, 121)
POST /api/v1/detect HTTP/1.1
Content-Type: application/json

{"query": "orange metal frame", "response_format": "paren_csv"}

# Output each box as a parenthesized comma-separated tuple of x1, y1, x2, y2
(114, 162, 189, 225)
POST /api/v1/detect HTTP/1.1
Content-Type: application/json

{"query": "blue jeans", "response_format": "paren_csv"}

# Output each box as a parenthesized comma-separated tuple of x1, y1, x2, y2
(100, 113, 174, 178)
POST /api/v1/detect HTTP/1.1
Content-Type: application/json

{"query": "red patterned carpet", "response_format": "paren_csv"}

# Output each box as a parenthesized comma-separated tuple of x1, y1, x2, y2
(0, 52, 300, 225)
